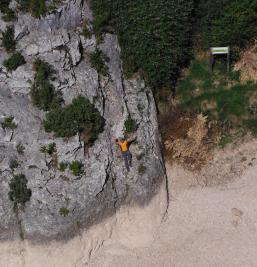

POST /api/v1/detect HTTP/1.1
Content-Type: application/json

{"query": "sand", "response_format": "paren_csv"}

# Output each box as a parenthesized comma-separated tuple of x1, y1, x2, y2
(1, 139, 257, 267)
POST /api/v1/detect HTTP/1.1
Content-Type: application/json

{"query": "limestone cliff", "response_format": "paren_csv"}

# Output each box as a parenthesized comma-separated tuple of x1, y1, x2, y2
(0, 0, 166, 241)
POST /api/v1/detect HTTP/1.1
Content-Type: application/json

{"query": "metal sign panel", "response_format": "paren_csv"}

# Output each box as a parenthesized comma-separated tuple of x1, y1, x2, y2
(211, 47, 229, 54)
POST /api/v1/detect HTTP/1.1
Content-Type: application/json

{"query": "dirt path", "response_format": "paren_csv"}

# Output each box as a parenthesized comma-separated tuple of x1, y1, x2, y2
(0, 140, 257, 267)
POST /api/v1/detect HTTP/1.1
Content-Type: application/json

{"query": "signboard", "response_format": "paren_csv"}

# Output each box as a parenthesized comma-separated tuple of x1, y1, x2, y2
(211, 47, 229, 55)
(210, 47, 230, 72)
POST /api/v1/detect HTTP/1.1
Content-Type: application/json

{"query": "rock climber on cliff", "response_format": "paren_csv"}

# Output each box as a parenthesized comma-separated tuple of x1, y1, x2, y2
(115, 136, 136, 172)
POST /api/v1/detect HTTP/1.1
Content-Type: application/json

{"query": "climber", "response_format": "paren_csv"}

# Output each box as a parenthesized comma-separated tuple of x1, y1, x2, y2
(115, 136, 135, 172)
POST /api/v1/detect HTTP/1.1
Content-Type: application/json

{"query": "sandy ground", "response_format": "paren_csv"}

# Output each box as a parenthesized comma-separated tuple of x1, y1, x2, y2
(1, 140, 257, 267)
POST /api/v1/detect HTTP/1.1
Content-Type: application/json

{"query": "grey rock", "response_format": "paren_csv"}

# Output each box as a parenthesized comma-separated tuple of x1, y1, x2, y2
(0, 3, 166, 242)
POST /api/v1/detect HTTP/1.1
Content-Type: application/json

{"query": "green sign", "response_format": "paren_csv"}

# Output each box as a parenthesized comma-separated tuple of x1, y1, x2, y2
(211, 47, 229, 54)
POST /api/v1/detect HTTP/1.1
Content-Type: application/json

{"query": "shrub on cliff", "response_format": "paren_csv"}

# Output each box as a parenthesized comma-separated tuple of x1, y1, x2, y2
(0, 0, 16, 22)
(89, 49, 109, 76)
(43, 96, 105, 145)
(8, 174, 32, 208)
(0, 26, 16, 52)
(3, 52, 25, 71)
(31, 59, 63, 111)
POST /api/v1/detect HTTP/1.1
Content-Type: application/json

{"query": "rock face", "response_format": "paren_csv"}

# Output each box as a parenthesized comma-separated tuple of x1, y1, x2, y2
(0, 1, 166, 241)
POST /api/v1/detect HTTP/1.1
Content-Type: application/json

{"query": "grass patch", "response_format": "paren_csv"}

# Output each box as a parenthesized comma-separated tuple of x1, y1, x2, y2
(1, 116, 17, 130)
(3, 52, 25, 71)
(177, 59, 257, 135)
(40, 142, 56, 155)
(59, 161, 68, 172)
(59, 207, 69, 217)
(69, 160, 83, 176)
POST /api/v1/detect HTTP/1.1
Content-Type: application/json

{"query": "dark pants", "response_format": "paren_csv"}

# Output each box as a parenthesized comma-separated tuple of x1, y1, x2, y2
(122, 151, 132, 171)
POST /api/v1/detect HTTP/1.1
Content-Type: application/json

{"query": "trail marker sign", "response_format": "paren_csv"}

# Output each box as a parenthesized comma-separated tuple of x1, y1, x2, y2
(210, 47, 230, 72)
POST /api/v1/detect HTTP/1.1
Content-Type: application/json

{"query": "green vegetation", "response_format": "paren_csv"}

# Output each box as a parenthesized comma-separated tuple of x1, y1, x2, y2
(31, 59, 63, 111)
(8, 174, 32, 208)
(40, 142, 56, 155)
(177, 60, 257, 135)
(3, 52, 25, 71)
(89, 49, 109, 76)
(81, 20, 92, 38)
(0, 0, 16, 22)
(124, 116, 137, 134)
(90, 0, 194, 89)
(44, 96, 105, 144)
(16, 143, 25, 155)
(0, 26, 16, 52)
(1, 116, 17, 130)
(9, 159, 19, 170)
(17, 0, 46, 18)
(59, 207, 69, 217)
(69, 160, 83, 176)
(59, 161, 68, 172)
(197, 0, 257, 53)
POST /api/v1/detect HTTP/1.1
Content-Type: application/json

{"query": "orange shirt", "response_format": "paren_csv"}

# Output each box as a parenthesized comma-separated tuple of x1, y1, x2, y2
(118, 140, 129, 152)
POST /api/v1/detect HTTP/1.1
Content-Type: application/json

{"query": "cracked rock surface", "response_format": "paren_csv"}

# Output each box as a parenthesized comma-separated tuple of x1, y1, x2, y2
(0, 0, 166, 241)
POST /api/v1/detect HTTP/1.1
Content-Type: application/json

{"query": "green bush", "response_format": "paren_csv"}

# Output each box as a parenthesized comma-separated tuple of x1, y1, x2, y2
(59, 161, 68, 172)
(69, 160, 83, 176)
(40, 142, 56, 155)
(9, 159, 19, 170)
(90, 0, 194, 89)
(124, 116, 137, 134)
(31, 59, 63, 111)
(3, 52, 25, 71)
(43, 96, 105, 145)
(30, 0, 46, 18)
(59, 207, 69, 217)
(1, 26, 16, 52)
(8, 174, 32, 208)
(1, 116, 17, 130)
(89, 49, 109, 76)
(16, 143, 25, 154)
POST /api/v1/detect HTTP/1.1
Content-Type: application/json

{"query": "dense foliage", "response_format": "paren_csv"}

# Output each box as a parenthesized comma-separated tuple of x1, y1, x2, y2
(3, 52, 25, 71)
(31, 59, 62, 111)
(196, 0, 257, 50)
(8, 174, 32, 208)
(43, 96, 105, 144)
(90, 0, 195, 90)
(0, 26, 16, 52)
